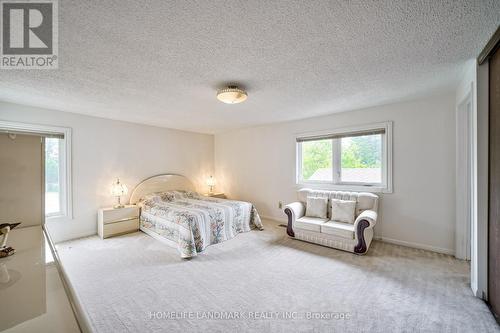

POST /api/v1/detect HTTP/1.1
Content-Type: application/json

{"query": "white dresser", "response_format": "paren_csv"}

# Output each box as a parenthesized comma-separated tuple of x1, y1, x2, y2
(97, 205, 139, 239)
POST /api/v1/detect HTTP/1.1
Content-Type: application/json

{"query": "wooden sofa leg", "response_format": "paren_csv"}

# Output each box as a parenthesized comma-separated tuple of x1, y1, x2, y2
(354, 220, 370, 254)
(284, 208, 295, 237)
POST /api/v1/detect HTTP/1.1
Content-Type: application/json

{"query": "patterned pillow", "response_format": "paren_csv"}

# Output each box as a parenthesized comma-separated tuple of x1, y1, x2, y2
(159, 192, 176, 202)
(330, 199, 356, 224)
(305, 197, 328, 219)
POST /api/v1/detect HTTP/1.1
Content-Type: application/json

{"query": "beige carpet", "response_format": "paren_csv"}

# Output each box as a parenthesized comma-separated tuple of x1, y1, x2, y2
(57, 219, 499, 333)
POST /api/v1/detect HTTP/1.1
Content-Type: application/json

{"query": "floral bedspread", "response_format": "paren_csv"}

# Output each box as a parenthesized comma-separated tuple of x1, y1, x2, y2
(138, 191, 263, 258)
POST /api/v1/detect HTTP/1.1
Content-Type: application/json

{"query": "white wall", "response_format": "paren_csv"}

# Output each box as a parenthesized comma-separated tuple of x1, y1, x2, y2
(215, 93, 457, 254)
(0, 102, 214, 243)
(455, 60, 475, 263)
(0, 93, 459, 255)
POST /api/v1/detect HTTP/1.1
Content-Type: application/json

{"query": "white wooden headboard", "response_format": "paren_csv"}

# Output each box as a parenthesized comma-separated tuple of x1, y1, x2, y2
(129, 174, 196, 204)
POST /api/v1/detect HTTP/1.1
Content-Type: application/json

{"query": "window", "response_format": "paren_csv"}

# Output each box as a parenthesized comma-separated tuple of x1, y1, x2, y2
(297, 122, 392, 192)
(340, 134, 382, 184)
(300, 139, 333, 182)
(45, 138, 62, 216)
(43, 133, 71, 219)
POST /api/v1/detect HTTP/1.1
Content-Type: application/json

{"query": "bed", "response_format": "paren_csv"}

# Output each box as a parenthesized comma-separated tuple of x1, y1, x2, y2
(129, 174, 263, 258)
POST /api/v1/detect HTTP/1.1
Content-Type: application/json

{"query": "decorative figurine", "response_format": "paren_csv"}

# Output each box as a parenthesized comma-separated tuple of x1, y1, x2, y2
(0, 223, 21, 258)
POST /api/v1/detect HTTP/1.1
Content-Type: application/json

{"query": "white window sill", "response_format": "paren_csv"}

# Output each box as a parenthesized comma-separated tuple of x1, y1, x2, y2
(296, 182, 393, 194)
(45, 214, 70, 223)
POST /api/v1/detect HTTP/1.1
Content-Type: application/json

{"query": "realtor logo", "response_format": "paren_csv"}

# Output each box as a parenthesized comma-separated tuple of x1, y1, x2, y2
(1, 0, 58, 69)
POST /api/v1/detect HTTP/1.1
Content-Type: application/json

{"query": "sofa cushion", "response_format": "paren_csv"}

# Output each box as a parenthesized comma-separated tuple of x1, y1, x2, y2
(305, 196, 328, 219)
(320, 221, 355, 239)
(330, 199, 356, 224)
(295, 216, 329, 232)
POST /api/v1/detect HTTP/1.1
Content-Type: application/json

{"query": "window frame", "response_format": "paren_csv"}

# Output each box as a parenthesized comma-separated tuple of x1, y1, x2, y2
(0, 120, 73, 221)
(296, 121, 393, 193)
(44, 137, 68, 218)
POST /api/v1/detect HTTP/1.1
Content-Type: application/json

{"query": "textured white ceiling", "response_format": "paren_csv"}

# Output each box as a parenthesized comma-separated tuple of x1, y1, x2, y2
(0, 1, 499, 133)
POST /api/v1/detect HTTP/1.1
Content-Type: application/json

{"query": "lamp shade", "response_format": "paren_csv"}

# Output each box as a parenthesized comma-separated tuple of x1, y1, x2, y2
(216, 86, 247, 104)
(206, 176, 216, 187)
(111, 178, 128, 197)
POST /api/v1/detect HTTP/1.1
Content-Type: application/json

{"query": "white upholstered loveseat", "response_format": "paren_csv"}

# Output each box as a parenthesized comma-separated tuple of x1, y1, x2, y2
(284, 189, 379, 254)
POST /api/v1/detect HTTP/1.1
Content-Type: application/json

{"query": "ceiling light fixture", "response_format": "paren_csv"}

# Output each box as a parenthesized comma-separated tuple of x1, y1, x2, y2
(216, 86, 247, 104)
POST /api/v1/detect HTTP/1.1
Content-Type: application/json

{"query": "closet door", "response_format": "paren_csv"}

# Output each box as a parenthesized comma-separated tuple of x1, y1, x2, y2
(489, 44, 500, 321)
(0, 133, 43, 227)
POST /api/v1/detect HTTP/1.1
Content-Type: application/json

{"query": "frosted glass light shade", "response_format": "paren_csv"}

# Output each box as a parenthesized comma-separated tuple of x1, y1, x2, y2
(217, 87, 247, 104)
(206, 176, 216, 187)
(111, 178, 128, 197)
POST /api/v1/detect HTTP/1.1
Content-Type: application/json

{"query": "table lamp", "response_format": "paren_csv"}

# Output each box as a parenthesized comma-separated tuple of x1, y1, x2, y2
(206, 176, 216, 193)
(111, 178, 128, 208)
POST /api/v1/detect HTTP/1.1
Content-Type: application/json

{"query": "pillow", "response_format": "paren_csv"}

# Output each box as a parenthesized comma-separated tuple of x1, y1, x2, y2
(330, 199, 357, 224)
(305, 197, 328, 219)
(140, 192, 162, 203)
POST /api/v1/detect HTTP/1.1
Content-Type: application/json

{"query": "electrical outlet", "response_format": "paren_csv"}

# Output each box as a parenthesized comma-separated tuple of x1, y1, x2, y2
(278, 201, 283, 209)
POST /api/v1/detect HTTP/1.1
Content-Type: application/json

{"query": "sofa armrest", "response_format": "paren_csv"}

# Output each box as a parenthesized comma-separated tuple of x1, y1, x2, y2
(354, 209, 377, 229)
(353, 209, 377, 254)
(284, 202, 305, 237)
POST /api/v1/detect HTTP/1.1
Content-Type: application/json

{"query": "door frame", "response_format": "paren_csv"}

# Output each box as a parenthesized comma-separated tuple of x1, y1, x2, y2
(477, 25, 500, 317)
(456, 89, 474, 260)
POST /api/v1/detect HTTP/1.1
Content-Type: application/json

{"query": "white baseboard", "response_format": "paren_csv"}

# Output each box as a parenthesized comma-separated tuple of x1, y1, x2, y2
(261, 215, 455, 256)
(375, 236, 455, 256)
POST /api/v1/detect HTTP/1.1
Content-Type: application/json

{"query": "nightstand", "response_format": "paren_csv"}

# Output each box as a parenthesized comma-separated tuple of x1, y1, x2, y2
(203, 192, 226, 199)
(97, 205, 139, 239)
